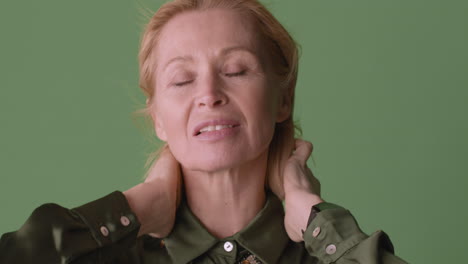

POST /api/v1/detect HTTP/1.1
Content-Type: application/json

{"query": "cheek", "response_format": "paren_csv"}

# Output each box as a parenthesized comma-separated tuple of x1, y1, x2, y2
(159, 113, 185, 141)
(244, 84, 280, 147)
(158, 112, 191, 164)
(156, 99, 197, 159)
(154, 96, 187, 141)
(250, 82, 280, 123)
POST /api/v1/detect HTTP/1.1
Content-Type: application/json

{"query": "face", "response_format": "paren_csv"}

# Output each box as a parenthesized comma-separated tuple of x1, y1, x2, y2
(151, 8, 290, 172)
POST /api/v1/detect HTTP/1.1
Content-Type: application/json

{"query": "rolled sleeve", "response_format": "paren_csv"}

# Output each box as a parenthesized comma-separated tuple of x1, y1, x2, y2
(303, 207, 368, 263)
(0, 191, 142, 264)
(303, 204, 407, 264)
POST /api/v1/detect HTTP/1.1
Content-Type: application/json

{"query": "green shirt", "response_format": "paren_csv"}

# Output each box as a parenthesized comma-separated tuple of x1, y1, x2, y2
(0, 191, 407, 263)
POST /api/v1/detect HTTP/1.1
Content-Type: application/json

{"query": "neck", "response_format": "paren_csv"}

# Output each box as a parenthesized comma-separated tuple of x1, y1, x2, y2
(182, 151, 268, 238)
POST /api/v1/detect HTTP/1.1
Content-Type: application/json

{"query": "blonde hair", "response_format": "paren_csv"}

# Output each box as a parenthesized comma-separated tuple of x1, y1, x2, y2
(135, 0, 300, 199)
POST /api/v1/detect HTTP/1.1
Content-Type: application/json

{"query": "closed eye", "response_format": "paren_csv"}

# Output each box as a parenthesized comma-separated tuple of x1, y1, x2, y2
(225, 70, 246, 77)
(174, 80, 193, 87)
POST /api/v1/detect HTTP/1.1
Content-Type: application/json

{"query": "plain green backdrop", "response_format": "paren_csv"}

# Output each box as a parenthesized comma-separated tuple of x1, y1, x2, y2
(1, 0, 467, 263)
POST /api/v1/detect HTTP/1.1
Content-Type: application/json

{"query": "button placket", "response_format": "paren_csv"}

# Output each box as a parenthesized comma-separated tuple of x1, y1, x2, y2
(216, 240, 238, 258)
(224, 241, 234, 252)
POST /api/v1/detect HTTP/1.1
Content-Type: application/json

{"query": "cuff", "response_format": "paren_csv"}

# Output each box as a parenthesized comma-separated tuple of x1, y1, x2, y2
(303, 206, 368, 263)
(306, 202, 343, 228)
(71, 191, 141, 247)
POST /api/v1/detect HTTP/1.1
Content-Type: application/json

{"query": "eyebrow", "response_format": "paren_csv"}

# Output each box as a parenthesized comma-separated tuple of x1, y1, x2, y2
(162, 46, 259, 72)
(221, 46, 257, 57)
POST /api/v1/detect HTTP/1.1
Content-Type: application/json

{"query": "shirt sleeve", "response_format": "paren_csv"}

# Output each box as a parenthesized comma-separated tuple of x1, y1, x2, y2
(303, 204, 408, 264)
(0, 191, 142, 264)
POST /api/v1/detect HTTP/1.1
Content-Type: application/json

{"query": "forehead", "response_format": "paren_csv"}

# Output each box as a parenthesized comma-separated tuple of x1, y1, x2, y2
(155, 8, 263, 66)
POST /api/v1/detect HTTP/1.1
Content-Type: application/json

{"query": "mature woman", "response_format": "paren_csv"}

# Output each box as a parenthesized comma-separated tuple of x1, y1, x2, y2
(0, 0, 407, 263)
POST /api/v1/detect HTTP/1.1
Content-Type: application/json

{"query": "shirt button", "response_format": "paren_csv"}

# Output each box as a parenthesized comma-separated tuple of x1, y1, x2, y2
(312, 227, 321, 237)
(100, 226, 109, 237)
(224, 241, 234, 252)
(326, 244, 337, 255)
(120, 216, 131, 226)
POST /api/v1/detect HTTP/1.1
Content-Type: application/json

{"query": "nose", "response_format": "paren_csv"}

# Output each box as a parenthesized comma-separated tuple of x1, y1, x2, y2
(196, 73, 228, 108)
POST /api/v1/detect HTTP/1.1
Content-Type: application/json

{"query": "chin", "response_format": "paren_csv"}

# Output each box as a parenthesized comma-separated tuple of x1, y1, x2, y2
(183, 157, 244, 173)
(181, 148, 269, 173)
(170, 140, 271, 173)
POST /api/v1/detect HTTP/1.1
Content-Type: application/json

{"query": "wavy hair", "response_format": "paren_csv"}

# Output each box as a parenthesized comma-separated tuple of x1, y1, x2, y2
(135, 0, 300, 199)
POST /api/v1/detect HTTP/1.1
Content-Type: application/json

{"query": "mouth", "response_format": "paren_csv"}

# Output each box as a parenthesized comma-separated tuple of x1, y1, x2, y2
(193, 120, 240, 136)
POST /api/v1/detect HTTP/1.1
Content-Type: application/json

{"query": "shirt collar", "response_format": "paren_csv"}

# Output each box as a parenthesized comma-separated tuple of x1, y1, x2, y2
(164, 191, 290, 264)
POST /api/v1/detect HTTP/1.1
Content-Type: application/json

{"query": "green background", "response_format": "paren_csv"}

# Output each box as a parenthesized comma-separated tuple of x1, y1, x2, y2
(1, 0, 467, 263)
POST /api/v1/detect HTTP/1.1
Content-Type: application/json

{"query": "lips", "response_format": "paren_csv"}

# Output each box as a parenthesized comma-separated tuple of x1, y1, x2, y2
(193, 120, 240, 136)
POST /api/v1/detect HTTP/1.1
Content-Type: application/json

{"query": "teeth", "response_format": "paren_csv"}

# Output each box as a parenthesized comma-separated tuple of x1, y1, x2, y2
(199, 125, 234, 133)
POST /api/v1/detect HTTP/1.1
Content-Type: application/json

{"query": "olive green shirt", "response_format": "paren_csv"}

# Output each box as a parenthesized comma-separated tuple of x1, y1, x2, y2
(0, 191, 407, 263)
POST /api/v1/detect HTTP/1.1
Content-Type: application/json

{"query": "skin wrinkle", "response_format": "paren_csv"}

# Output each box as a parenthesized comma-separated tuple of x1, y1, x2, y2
(162, 46, 261, 75)
(153, 9, 280, 170)
(152, 8, 268, 89)
(167, 54, 263, 90)
(151, 8, 284, 238)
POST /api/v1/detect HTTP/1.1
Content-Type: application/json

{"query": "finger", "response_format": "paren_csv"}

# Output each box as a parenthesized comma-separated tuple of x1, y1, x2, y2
(291, 139, 313, 165)
(145, 145, 179, 182)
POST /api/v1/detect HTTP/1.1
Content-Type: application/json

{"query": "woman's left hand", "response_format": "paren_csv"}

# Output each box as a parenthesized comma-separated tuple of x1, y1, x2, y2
(283, 139, 324, 242)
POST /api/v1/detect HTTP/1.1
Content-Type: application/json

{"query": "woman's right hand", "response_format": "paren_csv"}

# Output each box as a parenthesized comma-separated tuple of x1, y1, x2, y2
(123, 145, 181, 238)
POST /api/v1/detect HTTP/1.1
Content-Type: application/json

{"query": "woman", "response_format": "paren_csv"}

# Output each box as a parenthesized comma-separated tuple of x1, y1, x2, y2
(0, 0, 407, 263)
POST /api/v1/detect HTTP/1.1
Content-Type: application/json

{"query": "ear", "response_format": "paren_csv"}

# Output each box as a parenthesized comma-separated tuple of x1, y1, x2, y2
(147, 99, 168, 142)
(276, 86, 292, 123)
(152, 112, 168, 142)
